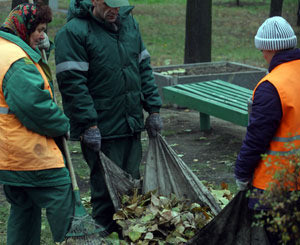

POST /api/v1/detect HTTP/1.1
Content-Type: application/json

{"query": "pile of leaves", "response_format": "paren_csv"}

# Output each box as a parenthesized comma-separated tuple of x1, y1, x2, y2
(112, 189, 214, 244)
(206, 182, 234, 209)
(252, 146, 300, 244)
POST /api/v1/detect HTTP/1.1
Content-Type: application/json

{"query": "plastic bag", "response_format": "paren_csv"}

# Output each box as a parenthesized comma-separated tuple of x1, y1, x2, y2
(142, 134, 221, 215)
(99, 151, 141, 211)
(187, 191, 270, 245)
(99, 134, 221, 215)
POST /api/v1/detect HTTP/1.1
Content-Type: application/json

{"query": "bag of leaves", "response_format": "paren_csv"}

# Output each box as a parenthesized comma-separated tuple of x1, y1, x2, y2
(99, 151, 141, 210)
(186, 191, 270, 245)
(143, 134, 221, 215)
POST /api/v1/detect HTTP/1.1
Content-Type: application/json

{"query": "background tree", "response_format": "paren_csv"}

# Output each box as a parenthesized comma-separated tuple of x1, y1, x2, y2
(184, 0, 212, 64)
(11, 0, 48, 9)
(269, 0, 283, 16)
(297, 0, 300, 26)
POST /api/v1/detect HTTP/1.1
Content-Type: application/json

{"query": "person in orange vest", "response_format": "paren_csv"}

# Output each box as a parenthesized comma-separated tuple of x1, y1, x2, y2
(235, 16, 300, 243)
(0, 4, 74, 245)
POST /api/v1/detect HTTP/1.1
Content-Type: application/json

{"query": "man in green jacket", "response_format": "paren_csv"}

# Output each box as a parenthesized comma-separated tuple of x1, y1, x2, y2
(55, 0, 163, 234)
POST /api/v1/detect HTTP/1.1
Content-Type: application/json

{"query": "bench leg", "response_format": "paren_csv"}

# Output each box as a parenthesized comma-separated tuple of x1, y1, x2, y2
(200, 112, 210, 131)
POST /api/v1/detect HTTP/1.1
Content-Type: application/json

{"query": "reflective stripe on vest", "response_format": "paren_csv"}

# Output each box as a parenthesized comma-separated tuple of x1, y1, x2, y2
(252, 59, 300, 190)
(0, 107, 10, 114)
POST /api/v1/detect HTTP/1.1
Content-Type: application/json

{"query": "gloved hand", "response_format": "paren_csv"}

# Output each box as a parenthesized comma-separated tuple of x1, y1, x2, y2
(82, 127, 101, 152)
(236, 179, 250, 191)
(145, 113, 163, 137)
(38, 33, 50, 51)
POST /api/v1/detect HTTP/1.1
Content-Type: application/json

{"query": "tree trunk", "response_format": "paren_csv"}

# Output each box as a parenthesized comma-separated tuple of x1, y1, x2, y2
(11, 0, 48, 9)
(298, 0, 300, 26)
(184, 0, 212, 64)
(269, 0, 284, 17)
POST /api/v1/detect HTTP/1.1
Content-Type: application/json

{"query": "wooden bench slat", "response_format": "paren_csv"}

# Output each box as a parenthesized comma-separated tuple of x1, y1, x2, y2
(163, 86, 248, 127)
(173, 85, 248, 111)
(187, 82, 252, 101)
(162, 80, 253, 130)
(207, 80, 253, 94)
(184, 84, 250, 108)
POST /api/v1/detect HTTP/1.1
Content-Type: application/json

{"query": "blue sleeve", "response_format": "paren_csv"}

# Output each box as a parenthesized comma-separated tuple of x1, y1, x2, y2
(234, 81, 282, 181)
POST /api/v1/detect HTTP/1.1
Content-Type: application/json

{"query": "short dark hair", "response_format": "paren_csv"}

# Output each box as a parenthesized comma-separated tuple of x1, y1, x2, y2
(29, 4, 52, 34)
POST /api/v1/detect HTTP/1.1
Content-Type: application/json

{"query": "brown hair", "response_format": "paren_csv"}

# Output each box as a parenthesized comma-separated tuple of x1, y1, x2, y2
(29, 4, 52, 34)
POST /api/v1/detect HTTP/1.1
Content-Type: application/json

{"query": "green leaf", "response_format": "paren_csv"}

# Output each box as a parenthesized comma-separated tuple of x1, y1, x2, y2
(128, 230, 142, 242)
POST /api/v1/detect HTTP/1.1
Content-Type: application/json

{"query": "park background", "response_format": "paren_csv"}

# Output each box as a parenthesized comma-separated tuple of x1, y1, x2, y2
(0, 0, 299, 243)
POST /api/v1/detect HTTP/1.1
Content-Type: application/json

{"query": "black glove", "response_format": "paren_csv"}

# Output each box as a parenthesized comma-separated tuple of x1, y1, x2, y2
(82, 127, 101, 152)
(145, 113, 163, 137)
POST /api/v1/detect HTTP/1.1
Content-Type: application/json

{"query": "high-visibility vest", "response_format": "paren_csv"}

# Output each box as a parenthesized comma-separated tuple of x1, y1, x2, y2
(0, 37, 64, 171)
(252, 59, 300, 190)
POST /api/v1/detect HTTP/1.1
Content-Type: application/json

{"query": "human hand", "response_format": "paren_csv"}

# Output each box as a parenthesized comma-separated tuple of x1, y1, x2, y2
(236, 179, 250, 191)
(38, 33, 50, 50)
(82, 127, 101, 152)
(145, 113, 163, 137)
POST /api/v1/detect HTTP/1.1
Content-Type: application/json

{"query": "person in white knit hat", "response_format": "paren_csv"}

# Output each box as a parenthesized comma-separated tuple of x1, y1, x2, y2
(235, 16, 300, 244)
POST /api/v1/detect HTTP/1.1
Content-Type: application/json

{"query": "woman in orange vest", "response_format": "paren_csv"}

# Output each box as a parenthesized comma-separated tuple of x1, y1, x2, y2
(235, 16, 300, 243)
(0, 4, 74, 245)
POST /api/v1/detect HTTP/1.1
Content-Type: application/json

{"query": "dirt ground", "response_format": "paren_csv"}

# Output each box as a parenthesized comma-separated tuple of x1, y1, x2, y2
(156, 106, 246, 191)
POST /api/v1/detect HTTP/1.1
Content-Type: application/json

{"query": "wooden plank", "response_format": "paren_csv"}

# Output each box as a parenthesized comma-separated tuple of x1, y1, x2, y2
(188, 83, 251, 101)
(183, 84, 248, 109)
(172, 85, 248, 111)
(163, 86, 248, 126)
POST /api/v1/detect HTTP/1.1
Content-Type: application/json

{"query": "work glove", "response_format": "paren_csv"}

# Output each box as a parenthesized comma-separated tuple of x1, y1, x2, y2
(38, 33, 50, 51)
(145, 113, 163, 137)
(236, 179, 250, 191)
(82, 127, 101, 152)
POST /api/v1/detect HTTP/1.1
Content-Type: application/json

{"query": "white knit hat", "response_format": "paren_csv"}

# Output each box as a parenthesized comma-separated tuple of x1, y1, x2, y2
(254, 16, 297, 51)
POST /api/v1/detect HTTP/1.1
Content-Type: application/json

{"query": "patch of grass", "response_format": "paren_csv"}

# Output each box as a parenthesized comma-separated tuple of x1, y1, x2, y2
(0, 0, 299, 242)
(0, 198, 9, 245)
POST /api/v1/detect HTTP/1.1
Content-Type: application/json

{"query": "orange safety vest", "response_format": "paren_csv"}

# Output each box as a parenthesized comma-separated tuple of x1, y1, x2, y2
(252, 59, 300, 190)
(0, 37, 64, 171)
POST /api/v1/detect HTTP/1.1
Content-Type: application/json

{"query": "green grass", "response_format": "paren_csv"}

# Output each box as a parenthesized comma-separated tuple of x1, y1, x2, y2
(0, 0, 299, 243)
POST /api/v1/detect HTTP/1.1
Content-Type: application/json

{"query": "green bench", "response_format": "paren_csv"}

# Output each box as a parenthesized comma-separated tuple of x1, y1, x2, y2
(162, 80, 253, 131)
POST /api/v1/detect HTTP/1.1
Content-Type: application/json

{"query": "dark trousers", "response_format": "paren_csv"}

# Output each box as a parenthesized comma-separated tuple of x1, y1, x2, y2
(4, 184, 74, 245)
(81, 134, 142, 232)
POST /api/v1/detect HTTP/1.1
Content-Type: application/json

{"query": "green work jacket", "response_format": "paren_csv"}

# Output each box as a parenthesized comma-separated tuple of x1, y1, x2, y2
(55, 1, 162, 140)
(0, 31, 71, 187)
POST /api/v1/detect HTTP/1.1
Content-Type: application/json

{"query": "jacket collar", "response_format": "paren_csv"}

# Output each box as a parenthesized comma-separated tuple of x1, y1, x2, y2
(0, 30, 41, 63)
(269, 48, 300, 72)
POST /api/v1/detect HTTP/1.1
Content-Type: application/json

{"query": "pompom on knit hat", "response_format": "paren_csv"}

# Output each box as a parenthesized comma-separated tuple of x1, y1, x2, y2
(254, 16, 297, 51)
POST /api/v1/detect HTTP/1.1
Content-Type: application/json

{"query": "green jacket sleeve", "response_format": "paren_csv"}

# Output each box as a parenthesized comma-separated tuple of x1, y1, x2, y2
(2, 58, 70, 137)
(55, 21, 98, 136)
(136, 22, 162, 114)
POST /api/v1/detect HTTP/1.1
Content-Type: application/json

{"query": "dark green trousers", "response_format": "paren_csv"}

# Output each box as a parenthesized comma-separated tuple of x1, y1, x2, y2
(4, 184, 74, 245)
(81, 134, 142, 232)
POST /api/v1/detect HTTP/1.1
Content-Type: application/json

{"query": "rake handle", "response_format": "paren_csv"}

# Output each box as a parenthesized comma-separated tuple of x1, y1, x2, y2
(62, 137, 80, 191)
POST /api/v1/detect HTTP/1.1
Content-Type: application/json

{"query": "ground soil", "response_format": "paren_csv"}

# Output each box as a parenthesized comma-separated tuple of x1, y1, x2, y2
(154, 106, 246, 191)
(155, 63, 256, 76)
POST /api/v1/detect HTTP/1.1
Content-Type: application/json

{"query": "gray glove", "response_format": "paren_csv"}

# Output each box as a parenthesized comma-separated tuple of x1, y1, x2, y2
(82, 127, 101, 152)
(38, 33, 50, 50)
(145, 113, 163, 137)
(236, 179, 249, 191)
